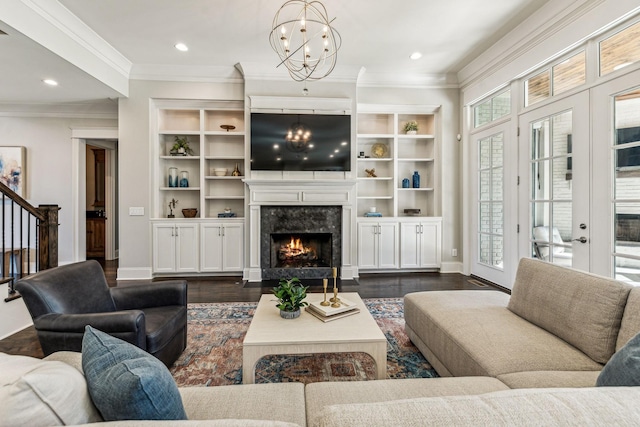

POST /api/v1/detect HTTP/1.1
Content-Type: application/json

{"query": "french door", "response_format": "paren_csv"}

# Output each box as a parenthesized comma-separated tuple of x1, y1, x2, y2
(591, 69, 640, 281)
(518, 92, 590, 271)
(470, 122, 516, 285)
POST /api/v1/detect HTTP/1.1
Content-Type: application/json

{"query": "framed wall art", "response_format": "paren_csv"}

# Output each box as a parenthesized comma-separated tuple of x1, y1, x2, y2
(0, 146, 26, 198)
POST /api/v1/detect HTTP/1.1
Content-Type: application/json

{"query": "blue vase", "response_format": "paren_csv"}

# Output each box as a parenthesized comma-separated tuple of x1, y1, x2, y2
(179, 171, 189, 188)
(168, 167, 178, 188)
(412, 171, 420, 188)
(402, 178, 410, 188)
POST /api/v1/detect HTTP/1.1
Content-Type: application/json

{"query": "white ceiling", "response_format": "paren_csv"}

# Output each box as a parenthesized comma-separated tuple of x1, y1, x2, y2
(0, 0, 550, 104)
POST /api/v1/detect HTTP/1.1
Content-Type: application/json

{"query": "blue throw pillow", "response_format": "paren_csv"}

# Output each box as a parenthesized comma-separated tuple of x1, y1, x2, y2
(597, 331, 640, 386)
(81, 326, 187, 421)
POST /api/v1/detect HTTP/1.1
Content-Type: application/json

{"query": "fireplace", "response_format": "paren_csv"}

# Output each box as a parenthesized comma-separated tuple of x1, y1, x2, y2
(261, 206, 341, 279)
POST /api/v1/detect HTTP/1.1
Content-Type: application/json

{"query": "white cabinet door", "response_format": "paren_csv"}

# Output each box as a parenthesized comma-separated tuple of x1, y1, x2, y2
(358, 223, 379, 269)
(200, 223, 224, 272)
(175, 224, 199, 272)
(419, 221, 441, 268)
(201, 222, 244, 272)
(378, 223, 399, 269)
(400, 222, 421, 269)
(222, 223, 244, 272)
(153, 223, 177, 273)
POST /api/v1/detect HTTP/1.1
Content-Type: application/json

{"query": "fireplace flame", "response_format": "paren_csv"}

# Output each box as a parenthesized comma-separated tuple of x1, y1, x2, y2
(279, 236, 316, 261)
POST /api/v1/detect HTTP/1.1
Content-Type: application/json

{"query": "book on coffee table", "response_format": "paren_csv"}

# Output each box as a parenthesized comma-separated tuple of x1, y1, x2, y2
(306, 305, 360, 322)
(307, 296, 358, 317)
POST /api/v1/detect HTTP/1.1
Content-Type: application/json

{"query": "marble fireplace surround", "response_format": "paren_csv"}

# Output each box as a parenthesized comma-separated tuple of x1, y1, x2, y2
(244, 179, 357, 282)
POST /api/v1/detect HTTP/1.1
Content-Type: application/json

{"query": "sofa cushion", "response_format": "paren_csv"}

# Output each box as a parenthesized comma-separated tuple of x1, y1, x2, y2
(496, 370, 600, 388)
(404, 291, 602, 377)
(305, 377, 509, 426)
(82, 326, 187, 421)
(0, 352, 101, 426)
(597, 331, 640, 386)
(616, 287, 640, 351)
(507, 258, 632, 364)
(309, 387, 640, 427)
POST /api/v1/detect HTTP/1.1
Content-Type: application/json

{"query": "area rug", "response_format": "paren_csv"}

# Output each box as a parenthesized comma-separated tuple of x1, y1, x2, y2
(170, 298, 438, 387)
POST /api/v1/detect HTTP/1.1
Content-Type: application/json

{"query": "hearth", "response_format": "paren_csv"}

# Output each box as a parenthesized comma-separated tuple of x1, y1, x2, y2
(261, 206, 341, 279)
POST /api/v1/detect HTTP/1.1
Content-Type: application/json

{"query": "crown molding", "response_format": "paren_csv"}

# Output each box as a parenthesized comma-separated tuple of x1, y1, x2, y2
(130, 64, 244, 83)
(0, 100, 118, 119)
(458, 0, 604, 90)
(357, 71, 459, 89)
(3, 0, 131, 96)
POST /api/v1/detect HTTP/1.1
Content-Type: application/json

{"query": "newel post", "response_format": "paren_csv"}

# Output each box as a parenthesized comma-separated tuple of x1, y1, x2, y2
(37, 204, 60, 270)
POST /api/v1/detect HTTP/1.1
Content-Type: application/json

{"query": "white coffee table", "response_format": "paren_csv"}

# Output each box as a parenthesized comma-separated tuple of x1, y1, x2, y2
(242, 292, 387, 384)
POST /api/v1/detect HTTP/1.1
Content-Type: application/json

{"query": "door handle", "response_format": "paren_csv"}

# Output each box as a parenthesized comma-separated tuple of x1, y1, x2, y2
(572, 236, 587, 243)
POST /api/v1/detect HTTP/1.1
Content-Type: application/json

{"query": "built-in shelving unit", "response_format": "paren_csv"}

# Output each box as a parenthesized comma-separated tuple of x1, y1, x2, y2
(154, 102, 246, 219)
(356, 108, 438, 218)
(356, 106, 442, 271)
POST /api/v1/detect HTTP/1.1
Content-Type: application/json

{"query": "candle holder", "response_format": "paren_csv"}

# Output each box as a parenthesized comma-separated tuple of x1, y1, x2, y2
(329, 267, 340, 303)
(320, 278, 330, 306)
(331, 287, 341, 308)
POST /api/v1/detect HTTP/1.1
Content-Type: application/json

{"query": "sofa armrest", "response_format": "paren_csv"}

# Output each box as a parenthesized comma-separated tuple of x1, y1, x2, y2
(111, 281, 187, 310)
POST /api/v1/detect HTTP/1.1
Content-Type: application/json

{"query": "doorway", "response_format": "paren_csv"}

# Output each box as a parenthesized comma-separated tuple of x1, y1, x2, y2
(518, 92, 590, 272)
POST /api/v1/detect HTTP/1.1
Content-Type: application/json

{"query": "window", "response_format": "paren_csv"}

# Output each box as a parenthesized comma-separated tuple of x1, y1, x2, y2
(525, 51, 586, 106)
(478, 133, 504, 268)
(600, 21, 640, 76)
(474, 89, 511, 128)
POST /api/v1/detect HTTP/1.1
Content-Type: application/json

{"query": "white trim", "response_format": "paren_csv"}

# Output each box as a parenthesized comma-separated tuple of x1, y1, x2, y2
(116, 267, 153, 281)
(249, 96, 352, 114)
(439, 261, 463, 274)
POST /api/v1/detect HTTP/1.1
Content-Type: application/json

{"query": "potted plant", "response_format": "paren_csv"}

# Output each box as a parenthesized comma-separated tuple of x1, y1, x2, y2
(171, 136, 193, 156)
(272, 277, 309, 319)
(404, 121, 418, 135)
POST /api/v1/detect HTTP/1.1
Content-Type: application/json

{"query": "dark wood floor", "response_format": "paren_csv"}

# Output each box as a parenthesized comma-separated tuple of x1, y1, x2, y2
(0, 259, 500, 359)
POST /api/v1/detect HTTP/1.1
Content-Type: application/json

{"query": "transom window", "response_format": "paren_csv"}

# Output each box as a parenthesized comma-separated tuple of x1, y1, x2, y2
(525, 51, 586, 107)
(600, 20, 640, 76)
(474, 90, 511, 128)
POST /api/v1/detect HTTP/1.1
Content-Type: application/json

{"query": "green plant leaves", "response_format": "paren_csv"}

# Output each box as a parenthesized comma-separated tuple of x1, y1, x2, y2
(272, 277, 309, 312)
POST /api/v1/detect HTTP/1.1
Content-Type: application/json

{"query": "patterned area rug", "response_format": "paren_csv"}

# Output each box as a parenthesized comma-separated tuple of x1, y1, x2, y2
(170, 298, 438, 387)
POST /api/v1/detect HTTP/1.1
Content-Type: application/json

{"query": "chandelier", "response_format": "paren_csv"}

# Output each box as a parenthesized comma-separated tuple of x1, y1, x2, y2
(285, 117, 312, 152)
(269, 0, 342, 82)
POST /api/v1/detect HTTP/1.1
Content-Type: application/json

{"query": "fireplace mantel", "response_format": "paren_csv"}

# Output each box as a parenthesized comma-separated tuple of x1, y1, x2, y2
(243, 179, 357, 282)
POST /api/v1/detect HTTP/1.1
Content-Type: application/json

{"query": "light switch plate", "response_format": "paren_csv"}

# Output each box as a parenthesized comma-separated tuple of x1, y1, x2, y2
(129, 207, 144, 216)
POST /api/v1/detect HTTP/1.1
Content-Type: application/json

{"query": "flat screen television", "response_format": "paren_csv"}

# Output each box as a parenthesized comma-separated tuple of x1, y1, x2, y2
(250, 113, 351, 171)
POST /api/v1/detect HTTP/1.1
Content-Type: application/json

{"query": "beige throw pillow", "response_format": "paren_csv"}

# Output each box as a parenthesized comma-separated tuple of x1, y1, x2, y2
(0, 352, 102, 426)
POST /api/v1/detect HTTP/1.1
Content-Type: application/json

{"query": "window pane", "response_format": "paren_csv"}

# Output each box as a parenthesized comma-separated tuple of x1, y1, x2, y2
(479, 233, 491, 265)
(491, 90, 511, 121)
(600, 21, 640, 76)
(526, 70, 550, 106)
(474, 99, 492, 128)
(492, 235, 504, 268)
(492, 202, 504, 235)
(479, 203, 491, 233)
(492, 167, 503, 201)
(553, 51, 586, 95)
(492, 134, 504, 167)
(479, 137, 491, 170)
(615, 203, 640, 256)
(479, 170, 491, 200)
(615, 256, 640, 284)
(532, 160, 550, 200)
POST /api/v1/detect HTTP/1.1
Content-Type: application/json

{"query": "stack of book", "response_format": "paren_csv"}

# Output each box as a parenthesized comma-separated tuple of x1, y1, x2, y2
(306, 296, 360, 322)
(364, 212, 382, 217)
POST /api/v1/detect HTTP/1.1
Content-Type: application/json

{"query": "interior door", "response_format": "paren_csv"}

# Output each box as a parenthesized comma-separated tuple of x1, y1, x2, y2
(518, 92, 590, 271)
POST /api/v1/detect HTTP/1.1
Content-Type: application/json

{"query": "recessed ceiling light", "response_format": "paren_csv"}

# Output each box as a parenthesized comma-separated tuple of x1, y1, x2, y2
(410, 52, 422, 60)
(43, 79, 58, 86)
(341, 141, 347, 146)
(175, 43, 189, 52)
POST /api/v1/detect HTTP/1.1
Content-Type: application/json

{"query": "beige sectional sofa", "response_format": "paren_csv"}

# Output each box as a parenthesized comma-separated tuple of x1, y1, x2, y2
(404, 257, 639, 388)
(4, 258, 640, 426)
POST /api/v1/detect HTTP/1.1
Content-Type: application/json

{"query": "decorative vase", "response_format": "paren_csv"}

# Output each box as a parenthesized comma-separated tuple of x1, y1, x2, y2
(412, 171, 420, 188)
(168, 167, 178, 187)
(179, 171, 189, 187)
(402, 178, 410, 188)
(231, 163, 241, 177)
(280, 309, 301, 319)
(407, 130, 417, 135)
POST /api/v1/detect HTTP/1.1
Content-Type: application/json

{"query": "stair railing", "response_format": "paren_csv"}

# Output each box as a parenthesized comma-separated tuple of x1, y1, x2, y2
(0, 181, 59, 302)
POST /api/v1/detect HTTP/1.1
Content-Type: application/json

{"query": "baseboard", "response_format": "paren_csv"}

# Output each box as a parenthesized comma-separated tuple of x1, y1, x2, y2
(116, 267, 153, 281)
(0, 283, 33, 340)
(439, 261, 463, 273)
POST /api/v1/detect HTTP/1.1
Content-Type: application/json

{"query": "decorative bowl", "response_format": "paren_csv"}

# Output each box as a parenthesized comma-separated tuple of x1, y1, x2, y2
(213, 168, 228, 176)
(182, 208, 198, 218)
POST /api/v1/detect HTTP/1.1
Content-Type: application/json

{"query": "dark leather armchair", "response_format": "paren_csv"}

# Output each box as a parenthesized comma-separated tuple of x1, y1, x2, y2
(16, 260, 187, 367)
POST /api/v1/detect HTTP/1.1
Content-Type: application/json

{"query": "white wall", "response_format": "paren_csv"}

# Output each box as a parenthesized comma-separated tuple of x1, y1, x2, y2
(0, 114, 117, 338)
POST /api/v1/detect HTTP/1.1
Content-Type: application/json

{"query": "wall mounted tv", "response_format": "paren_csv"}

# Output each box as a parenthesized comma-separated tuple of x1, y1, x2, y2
(250, 113, 351, 171)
